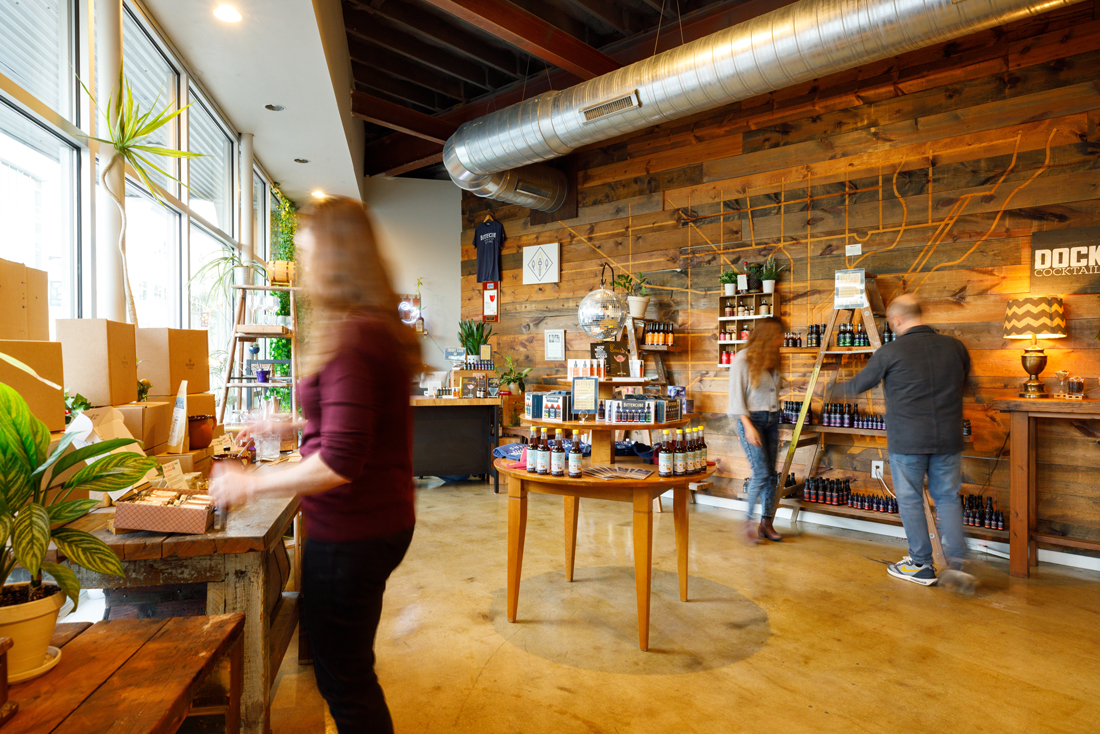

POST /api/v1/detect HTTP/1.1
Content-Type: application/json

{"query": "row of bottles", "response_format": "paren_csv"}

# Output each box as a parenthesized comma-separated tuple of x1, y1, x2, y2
(466, 359, 496, 371)
(783, 332, 803, 348)
(643, 322, 676, 346)
(780, 401, 812, 425)
(527, 427, 584, 478)
(963, 494, 1005, 530)
(656, 428, 708, 478)
(821, 404, 886, 430)
(789, 321, 898, 350)
(835, 323, 871, 348)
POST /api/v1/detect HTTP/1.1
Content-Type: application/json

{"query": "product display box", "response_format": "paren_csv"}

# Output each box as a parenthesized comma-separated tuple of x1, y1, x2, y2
(56, 318, 138, 407)
(0, 258, 49, 341)
(86, 401, 173, 456)
(0, 340, 65, 431)
(155, 445, 215, 475)
(136, 328, 210, 396)
(114, 489, 214, 535)
(147, 392, 216, 420)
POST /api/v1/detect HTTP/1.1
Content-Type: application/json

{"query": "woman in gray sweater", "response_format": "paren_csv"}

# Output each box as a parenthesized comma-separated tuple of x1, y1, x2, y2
(727, 317, 784, 543)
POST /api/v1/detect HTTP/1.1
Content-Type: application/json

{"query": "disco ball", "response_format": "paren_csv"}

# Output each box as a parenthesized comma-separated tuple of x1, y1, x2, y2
(578, 287, 627, 341)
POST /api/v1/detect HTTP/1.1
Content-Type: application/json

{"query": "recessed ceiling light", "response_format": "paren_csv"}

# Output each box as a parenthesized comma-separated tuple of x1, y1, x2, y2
(294, 158, 310, 164)
(264, 104, 285, 112)
(213, 5, 242, 22)
(312, 190, 326, 199)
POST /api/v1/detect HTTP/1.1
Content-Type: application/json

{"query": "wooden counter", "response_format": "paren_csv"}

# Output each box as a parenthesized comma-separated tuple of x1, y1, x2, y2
(410, 397, 502, 407)
(411, 397, 501, 491)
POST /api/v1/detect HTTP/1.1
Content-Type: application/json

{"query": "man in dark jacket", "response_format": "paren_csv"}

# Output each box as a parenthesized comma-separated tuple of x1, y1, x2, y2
(837, 294, 973, 589)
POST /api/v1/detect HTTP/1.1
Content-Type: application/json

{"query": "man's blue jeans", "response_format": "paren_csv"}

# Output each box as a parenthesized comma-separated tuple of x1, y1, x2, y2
(888, 452, 967, 568)
(736, 411, 779, 522)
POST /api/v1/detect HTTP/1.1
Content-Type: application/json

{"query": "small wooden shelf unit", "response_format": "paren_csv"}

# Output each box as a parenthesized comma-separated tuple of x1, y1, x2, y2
(717, 290, 780, 367)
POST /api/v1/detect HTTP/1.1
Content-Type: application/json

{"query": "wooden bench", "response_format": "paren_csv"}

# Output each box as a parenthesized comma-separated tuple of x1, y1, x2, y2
(6, 616, 244, 734)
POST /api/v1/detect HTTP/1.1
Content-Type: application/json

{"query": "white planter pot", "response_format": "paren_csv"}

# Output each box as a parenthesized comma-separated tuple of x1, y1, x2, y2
(627, 296, 651, 320)
(723, 283, 736, 296)
(737, 274, 749, 292)
(233, 265, 252, 286)
(0, 583, 64, 681)
(506, 382, 522, 394)
(762, 279, 776, 294)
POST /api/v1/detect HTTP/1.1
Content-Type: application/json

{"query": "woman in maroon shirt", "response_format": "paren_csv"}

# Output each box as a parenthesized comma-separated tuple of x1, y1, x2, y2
(212, 197, 418, 734)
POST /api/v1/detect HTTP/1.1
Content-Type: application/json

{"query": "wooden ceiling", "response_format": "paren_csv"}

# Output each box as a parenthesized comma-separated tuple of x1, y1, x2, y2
(345, 0, 791, 178)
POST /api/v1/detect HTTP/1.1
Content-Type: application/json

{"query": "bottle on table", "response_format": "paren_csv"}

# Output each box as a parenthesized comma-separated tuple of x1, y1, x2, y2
(685, 429, 696, 474)
(527, 426, 539, 473)
(698, 428, 707, 469)
(568, 430, 583, 478)
(550, 428, 565, 477)
(673, 429, 686, 476)
(536, 428, 550, 475)
(658, 430, 673, 478)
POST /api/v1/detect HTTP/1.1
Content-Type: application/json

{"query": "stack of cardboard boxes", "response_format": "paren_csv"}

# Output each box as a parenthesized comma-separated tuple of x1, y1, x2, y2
(0, 257, 220, 479)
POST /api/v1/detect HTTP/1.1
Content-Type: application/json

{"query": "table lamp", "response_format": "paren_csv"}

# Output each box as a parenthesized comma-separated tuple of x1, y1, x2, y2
(1003, 297, 1066, 398)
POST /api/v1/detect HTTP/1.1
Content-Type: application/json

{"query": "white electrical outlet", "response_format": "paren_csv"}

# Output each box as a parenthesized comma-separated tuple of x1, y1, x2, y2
(871, 461, 884, 479)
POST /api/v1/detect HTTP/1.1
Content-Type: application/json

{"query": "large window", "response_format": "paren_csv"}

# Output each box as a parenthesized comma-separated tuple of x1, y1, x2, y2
(189, 224, 235, 395)
(0, 99, 78, 327)
(126, 187, 179, 327)
(188, 96, 232, 232)
(120, 9, 178, 190)
(253, 171, 266, 263)
(0, 0, 73, 120)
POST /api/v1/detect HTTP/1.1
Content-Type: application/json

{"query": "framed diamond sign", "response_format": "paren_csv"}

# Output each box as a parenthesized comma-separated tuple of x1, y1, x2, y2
(523, 243, 560, 285)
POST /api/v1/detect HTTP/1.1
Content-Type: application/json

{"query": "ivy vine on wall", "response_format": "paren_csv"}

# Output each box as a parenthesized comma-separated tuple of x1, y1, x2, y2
(269, 185, 297, 408)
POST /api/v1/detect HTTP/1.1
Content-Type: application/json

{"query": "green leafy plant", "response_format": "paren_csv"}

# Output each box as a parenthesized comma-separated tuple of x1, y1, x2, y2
(0, 383, 156, 609)
(64, 391, 92, 426)
(189, 244, 269, 312)
(458, 319, 493, 355)
(497, 355, 533, 392)
(719, 269, 739, 285)
(613, 273, 650, 297)
(81, 65, 204, 327)
(760, 256, 786, 281)
(269, 187, 297, 411)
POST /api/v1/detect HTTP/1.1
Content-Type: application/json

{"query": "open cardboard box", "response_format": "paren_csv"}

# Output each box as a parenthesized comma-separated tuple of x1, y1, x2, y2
(0, 340, 65, 431)
(49, 408, 159, 505)
(113, 488, 214, 535)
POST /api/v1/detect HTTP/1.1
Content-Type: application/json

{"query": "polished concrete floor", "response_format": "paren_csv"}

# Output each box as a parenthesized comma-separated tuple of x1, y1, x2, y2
(270, 480, 1100, 733)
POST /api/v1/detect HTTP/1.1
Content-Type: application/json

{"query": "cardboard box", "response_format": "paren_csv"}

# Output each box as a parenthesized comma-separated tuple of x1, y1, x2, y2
(0, 258, 49, 341)
(136, 328, 210, 396)
(0, 340, 65, 431)
(44, 409, 155, 504)
(87, 402, 172, 455)
(155, 445, 215, 475)
(148, 392, 217, 420)
(114, 491, 214, 534)
(56, 319, 138, 407)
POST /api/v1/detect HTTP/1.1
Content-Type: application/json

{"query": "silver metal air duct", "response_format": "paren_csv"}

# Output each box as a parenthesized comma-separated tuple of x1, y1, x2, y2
(446, 0, 1079, 211)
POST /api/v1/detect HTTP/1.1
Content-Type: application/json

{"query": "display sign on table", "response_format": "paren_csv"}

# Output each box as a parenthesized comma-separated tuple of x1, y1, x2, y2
(591, 340, 630, 377)
(571, 376, 598, 417)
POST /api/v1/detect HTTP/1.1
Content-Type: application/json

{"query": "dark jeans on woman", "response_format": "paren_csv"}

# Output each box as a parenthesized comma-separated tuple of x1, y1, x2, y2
(302, 527, 415, 734)
(736, 410, 780, 521)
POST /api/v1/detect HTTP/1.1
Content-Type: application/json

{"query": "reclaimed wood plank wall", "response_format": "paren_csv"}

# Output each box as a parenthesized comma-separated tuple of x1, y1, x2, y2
(460, 3, 1100, 549)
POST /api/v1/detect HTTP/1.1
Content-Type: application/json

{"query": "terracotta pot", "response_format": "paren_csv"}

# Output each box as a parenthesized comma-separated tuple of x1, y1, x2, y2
(188, 415, 215, 450)
(0, 583, 64, 681)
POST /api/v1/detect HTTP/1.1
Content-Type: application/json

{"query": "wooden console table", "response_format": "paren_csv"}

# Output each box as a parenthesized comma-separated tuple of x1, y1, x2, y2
(991, 398, 1100, 578)
(8, 615, 244, 733)
(411, 397, 501, 491)
(494, 458, 713, 651)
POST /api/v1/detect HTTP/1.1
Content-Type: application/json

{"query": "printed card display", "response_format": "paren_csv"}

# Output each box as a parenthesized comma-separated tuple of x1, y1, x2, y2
(590, 340, 630, 377)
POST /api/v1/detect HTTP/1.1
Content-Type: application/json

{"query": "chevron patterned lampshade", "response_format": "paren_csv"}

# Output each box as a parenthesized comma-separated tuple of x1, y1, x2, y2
(1003, 297, 1067, 340)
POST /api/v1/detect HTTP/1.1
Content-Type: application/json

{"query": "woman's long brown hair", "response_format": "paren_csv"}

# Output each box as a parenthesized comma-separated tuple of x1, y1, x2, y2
(745, 317, 783, 388)
(296, 197, 419, 378)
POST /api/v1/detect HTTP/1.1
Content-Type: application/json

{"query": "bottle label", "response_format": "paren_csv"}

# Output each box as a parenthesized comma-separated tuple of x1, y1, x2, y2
(674, 453, 686, 474)
(526, 446, 537, 472)
(551, 452, 565, 475)
(568, 452, 582, 477)
(536, 450, 549, 474)
(658, 452, 672, 476)
(700, 448, 707, 468)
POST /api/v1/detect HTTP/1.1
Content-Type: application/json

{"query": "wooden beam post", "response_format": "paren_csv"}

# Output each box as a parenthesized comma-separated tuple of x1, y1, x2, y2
(352, 92, 460, 144)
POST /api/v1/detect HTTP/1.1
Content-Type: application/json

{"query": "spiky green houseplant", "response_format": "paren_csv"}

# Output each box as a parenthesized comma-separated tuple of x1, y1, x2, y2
(0, 383, 156, 609)
(83, 66, 203, 326)
(458, 319, 493, 355)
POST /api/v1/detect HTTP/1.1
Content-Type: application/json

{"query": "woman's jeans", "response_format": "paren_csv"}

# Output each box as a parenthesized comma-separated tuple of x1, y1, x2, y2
(302, 527, 415, 734)
(736, 411, 779, 521)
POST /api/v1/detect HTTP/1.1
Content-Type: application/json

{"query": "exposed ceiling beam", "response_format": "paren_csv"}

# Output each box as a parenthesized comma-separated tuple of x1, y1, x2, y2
(506, 0, 607, 43)
(354, 74, 454, 112)
(352, 91, 460, 144)
(344, 5, 500, 91)
(417, 0, 620, 79)
(636, 0, 676, 19)
(366, 135, 449, 176)
(349, 39, 467, 101)
(347, 0, 523, 79)
(559, 0, 640, 35)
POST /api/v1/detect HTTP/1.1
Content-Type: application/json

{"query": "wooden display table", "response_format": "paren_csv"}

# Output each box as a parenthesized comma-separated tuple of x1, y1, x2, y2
(556, 377, 657, 400)
(411, 397, 501, 491)
(494, 458, 714, 651)
(48, 497, 300, 734)
(991, 398, 1100, 578)
(9, 615, 244, 733)
(521, 416, 689, 465)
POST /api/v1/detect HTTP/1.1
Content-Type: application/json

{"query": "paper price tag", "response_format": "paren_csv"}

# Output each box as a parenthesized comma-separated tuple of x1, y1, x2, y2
(845, 243, 862, 256)
(162, 460, 187, 490)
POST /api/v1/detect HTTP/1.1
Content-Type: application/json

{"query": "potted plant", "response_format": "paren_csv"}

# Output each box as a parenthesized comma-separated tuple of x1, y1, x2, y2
(719, 268, 738, 297)
(457, 319, 493, 357)
(497, 355, 533, 394)
(0, 383, 155, 680)
(760, 256, 786, 294)
(82, 66, 205, 326)
(613, 273, 651, 319)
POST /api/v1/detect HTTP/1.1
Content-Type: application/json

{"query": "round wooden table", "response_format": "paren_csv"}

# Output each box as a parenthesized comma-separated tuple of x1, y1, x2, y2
(495, 457, 715, 651)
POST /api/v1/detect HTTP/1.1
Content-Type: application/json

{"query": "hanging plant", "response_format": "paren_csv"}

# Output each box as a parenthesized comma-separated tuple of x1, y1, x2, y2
(80, 66, 204, 326)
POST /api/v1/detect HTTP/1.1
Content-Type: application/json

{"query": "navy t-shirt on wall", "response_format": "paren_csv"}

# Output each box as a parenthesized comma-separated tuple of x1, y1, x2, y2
(475, 219, 505, 283)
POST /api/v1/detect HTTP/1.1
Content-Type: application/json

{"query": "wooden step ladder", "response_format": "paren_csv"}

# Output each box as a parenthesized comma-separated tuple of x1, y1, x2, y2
(774, 276, 945, 565)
